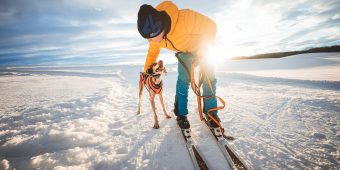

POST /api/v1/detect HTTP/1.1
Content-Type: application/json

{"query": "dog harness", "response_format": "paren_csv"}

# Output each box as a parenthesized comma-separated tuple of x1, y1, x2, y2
(140, 72, 163, 94)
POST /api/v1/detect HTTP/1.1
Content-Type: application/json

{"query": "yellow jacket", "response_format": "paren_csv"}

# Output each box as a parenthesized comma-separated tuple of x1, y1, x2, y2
(144, 1, 217, 71)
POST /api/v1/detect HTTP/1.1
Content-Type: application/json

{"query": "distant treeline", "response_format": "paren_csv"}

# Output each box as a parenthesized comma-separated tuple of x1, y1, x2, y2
(233, 45, 340, 60)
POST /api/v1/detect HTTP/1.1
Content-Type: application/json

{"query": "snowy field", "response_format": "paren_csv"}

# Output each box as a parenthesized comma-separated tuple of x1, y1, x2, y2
(0, 53, 339, 169)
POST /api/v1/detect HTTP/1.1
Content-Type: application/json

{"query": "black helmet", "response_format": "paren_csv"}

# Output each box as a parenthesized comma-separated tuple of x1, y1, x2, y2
(137, 4, 168, 39)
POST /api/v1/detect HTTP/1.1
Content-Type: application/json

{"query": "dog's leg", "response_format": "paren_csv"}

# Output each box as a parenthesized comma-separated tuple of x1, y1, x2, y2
(149, 92, 159, 129)
(137, 81, 143, 115)
(158, 93, 171, 119)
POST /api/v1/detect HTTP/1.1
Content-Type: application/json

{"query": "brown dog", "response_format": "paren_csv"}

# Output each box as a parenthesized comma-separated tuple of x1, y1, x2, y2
(137, 60, 171, 129)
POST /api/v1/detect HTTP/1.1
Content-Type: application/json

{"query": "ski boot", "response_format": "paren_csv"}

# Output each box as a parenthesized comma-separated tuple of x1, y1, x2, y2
(207, 114, 224, 138)
(177, 116, 190, 129)
(207, 114, 221, 128)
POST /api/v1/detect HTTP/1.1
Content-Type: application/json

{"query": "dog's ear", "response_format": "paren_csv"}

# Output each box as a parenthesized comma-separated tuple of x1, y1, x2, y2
(159, 60, 163, 68)
(163, 67, 167, 74)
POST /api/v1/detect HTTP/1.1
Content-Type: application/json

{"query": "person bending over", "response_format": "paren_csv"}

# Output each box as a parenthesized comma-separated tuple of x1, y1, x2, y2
(137, 1, 220, 129)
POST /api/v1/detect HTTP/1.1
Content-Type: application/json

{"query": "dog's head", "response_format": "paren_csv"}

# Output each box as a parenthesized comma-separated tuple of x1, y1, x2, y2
(147, 60, 167, 75)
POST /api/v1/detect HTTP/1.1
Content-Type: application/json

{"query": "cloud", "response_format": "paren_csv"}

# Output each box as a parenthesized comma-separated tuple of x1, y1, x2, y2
(213, 0, 340, 56)
(0, 0, 339, 65)
(0, 0, 148, 65)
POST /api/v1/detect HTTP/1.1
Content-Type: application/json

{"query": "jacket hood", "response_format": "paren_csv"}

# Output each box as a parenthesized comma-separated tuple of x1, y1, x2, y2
(156, 1, 179, 35)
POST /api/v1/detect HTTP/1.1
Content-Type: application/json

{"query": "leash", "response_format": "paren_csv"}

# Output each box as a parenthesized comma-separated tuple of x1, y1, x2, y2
(175, 53, 226, 132)
(165, 36, 226, 131)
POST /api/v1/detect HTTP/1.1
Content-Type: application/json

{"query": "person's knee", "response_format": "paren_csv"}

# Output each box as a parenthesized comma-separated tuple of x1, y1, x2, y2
(177, 78, 190, 87)
(177, 67, 190, 80)
(206, 77, 216, 85)
(203, 78, 217, 90)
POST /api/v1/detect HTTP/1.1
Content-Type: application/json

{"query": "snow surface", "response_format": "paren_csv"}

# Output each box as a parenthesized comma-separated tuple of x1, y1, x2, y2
(0, 53, 339, 169)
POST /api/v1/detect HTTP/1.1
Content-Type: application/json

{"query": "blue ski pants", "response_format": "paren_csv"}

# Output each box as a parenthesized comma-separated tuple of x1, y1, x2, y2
(175, 52, 218, 117)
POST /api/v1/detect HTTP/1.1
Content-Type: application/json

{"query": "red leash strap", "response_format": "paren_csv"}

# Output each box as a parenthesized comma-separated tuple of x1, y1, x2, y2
(189, 61, 226, 132)
(175, 54, 227, 131)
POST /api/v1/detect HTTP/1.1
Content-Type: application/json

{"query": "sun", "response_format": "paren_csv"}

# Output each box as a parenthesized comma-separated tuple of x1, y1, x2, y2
(204, 45, 239, 66)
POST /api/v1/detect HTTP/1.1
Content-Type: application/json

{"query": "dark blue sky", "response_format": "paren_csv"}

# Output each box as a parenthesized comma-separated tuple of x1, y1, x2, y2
(0, 0, 339, 65)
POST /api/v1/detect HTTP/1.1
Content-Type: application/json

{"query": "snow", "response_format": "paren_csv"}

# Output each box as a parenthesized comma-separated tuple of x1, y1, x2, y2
(0, 52, 339, 169)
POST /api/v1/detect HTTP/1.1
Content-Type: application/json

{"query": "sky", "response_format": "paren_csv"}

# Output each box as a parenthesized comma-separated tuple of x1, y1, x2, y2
(0, 0, 339, 65)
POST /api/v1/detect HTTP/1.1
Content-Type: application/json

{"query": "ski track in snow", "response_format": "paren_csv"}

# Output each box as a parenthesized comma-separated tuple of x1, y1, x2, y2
(0, 53, 340, 169)
(216, 78, 339, 169)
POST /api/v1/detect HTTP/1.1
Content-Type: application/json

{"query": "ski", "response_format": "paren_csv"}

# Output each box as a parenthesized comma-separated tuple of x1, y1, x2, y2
(179, 128, 209, 170)
(171, 116, 208, 170)
(203, 117, 251, 170)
